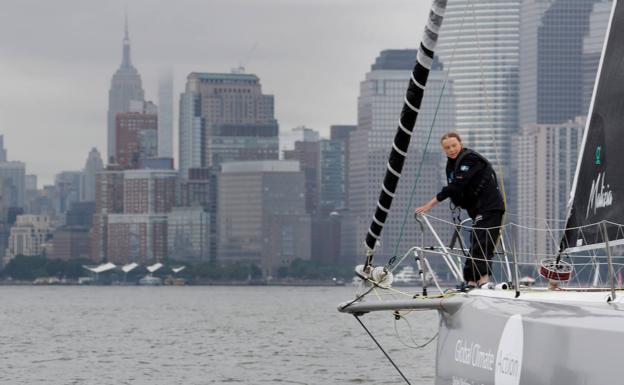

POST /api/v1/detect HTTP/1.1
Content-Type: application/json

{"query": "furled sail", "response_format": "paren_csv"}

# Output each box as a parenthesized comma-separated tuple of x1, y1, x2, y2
(363, 0, 448, 268)
(562, 0, 624, 253)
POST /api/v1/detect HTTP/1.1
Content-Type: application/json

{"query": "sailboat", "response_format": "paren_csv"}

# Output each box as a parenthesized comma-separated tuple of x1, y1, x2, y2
(339, 0, 624, 384)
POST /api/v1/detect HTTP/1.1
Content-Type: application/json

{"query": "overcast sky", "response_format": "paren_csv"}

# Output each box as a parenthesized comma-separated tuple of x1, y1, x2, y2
(0, 0, 429, 185)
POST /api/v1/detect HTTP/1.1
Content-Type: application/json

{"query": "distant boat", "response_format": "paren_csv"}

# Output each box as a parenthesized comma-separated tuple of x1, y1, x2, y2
(138, 275, 162, 286)
(393, 266, 419, 285)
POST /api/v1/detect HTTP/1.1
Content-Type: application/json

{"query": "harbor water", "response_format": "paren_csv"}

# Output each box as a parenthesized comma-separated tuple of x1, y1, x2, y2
(0, 286, 438, 384)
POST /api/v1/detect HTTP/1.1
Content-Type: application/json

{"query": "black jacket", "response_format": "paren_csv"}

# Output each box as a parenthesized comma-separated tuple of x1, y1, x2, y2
(435, 148, 505, 218)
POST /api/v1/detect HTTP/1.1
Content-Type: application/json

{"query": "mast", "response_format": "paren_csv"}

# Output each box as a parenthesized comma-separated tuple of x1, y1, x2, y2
(363, 0, 448, 269)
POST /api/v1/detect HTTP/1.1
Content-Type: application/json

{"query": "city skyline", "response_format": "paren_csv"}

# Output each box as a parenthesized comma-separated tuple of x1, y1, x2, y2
(0, 0, 430, 185)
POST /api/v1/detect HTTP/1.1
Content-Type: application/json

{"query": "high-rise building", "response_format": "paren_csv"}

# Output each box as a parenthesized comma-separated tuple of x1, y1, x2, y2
(115, 104, 158, 169)
(319, 138, 346, 213)
(330, 125, 356, 209)
(583, 1, 613, 114)
(0, 161, 26, 209)
(167, 207, 210, 262)
(519, 0, 605, 127)
(80, 148, 104, 202)
(514, 118, 584, 261)
(279, 126, 320, 155)
(345, 50, 456, 263)
(437, 0, 520, 177)
(284, 141, 320, 214)
(94, 169, 177, 264)
(107, 19, 145, 163)
(0, 135, 6, 162)
(54, 171, 82, 215)
(218, 160, 310, 277)
(178, 72, 279, 177)
(158, 68, 174, 159)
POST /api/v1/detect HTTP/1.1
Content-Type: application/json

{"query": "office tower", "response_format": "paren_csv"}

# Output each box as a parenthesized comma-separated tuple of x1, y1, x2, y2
(284, 141, 320, 214)
(115, 103, 158, 169)
(80, 148, 104, 202)
(514, 118, 584, 261)
(102, 169, 177, 264)
(167, 207, 210, 262)
(344, 50, 455, 263)
(583, 1, 613, 113)
(437, 0, 520, 175)
(280, 126, 320, 154)
(0, 135, 6, 162)
(90, 169, 124, 261)
(178, 72, 279, 177)
(158, 68, 174, 159)
(330, 125, 356, 209)
(0, 161, 26, 209)
(218, 161, 310, 277)
(107, 19, 145, 163)
(54, 171, 82, 214)
(319, 138, 346, 213)
(520, 0, 606, 127)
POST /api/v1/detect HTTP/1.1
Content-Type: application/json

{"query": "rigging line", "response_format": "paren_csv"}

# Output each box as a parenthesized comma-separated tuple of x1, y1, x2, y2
(391, 0, 472, 259)
(394, 314, 439, 350)
(353, 315, 413, 385)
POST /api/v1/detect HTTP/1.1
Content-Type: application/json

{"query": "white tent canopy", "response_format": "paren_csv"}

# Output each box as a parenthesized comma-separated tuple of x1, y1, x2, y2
(122, 263, 139, 273)
(146, 262, 163, 273)
(83, 262, 117, 274)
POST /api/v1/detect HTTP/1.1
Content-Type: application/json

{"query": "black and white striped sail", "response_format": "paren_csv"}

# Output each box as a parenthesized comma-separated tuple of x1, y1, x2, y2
(364, 0, 447, 266)
(562, 0, 624, 253)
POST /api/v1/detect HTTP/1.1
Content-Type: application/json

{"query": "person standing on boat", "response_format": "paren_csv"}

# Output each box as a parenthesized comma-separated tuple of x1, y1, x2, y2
(415, 132, 505, 289)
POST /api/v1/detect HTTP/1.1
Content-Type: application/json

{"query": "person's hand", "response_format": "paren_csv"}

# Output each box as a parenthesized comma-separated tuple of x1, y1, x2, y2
(415, 202, 433, 215)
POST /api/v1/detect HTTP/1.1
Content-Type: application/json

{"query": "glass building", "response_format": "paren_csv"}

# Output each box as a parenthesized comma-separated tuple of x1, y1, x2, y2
(520, 0, 607, 127)
(436, 0, 520, 178)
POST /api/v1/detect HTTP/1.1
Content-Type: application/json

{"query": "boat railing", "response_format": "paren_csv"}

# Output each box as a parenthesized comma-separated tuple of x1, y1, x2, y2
(400, 214, 624, 295)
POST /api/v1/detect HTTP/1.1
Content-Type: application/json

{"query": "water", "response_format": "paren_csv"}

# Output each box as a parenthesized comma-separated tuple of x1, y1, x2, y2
(0, 286, 438, 384)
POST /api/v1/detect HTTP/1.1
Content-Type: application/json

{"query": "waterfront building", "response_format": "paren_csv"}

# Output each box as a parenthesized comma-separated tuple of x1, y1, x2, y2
(330, 125, 356, 209)
(5, 215, 51, 262)
(107, 19, 145, 163)
(514, 118, 584, 261)
(50, 226, 90, 261)
(218, 160, 310, 277)
(93, 169, 176, 264)
(167, 207, 210, 262)
(344, 50, 455, 264)
(319, 138, 346, 213)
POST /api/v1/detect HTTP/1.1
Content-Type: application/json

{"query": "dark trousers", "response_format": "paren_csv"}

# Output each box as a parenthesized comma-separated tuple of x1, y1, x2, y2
(463, 211, 504, 283)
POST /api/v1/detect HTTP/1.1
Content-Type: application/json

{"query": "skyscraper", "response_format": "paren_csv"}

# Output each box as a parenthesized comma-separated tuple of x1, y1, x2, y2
(80, 148, 104, 202)
(437, 0, 520, 176)
(514, 118, 584, 260)
(345, 50, 456, 262)
(178, 72, 279, 177)
(0, 135, 6, 162)
(158, 69, 174, 159)
(583, 1, 613, 114)
(107, 18, 145, 164)
(519, 0, 606, 127)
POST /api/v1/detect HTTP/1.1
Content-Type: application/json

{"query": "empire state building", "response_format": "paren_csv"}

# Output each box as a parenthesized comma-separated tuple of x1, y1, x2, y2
(107, 19, 145, 164)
